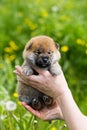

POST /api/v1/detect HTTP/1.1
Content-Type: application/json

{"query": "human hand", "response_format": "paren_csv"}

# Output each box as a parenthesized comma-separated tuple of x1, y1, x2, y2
(14, 65, 69, 100)
(22, 100, 64, 121)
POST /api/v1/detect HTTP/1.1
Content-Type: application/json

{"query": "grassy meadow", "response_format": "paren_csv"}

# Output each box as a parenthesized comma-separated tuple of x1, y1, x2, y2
(0, 0, 87, 129)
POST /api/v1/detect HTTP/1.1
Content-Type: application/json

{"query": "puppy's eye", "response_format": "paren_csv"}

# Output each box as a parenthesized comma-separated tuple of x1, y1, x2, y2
(48, 51, 53, 54)
(48, 51, 51, 54)
(35, 50, 41, 54)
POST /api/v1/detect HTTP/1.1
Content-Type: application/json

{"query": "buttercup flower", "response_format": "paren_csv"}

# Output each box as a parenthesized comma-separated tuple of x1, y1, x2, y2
(76, 38, 85, 46)
(41, 9, 48, 17)
(18, 101, 22, 105)
(36, 0, 41, 4)
(4, 47, 13, 53)
(0, 63, 3, 69)
(61, 45, 69, 52)
(60, 15, 71, 21)
(5, 101, 17, 111)
(13, 92, 18, 98)
(9, 41, 19, 50)
(9, 54, 16, 61)
(50, 127, 57, 130)
(24, 18, 37, 30)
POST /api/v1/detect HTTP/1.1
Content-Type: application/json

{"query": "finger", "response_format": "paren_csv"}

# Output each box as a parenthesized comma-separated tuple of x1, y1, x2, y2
(15, 66, 37, 81)
(17, 77, 24, 83)
(26, 71, 50, 84)
(13, 70, 22, 77)
(17, 76, 30, 86)
(15, 66, 30, 81)
(22, 102, 41, 118)
(15, 65, 22, 75)
(13, 70, 20, 75)
(41, 70, 51, 76)
(32, 67, 51, 76)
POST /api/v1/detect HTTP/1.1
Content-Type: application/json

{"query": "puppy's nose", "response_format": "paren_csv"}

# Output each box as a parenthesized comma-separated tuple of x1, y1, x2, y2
(42, 56, 48, 62)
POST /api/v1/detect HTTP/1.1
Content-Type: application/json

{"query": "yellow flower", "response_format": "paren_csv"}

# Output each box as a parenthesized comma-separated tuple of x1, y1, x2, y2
(24, 18, 29, 25)
(9, 41, 19, 50)
(60, 15, 71, 21)
(18, 101, 22, 105)
(0, 64, 3, 69)
(36, 0, 41, 4)
(4, 47, 13, 53)
(9, 54, 16, 61)
(24, 18, 37, 30)
(50, 127, 57, 130)
(4, 54, 16, 62)
(76, 39, 85, 46)
(4, 54, 13, 62)
(61, 45, 69, 52)
(41, 9, 48, 17)
(66, 2, 73, 9)
(13, 93, 18, 98)
(29, 23, 37, 30)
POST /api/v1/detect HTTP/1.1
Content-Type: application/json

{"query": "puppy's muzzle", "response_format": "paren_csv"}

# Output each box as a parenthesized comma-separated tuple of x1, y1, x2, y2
(36, 56, 51, 68)
(42, 56, 48, 63)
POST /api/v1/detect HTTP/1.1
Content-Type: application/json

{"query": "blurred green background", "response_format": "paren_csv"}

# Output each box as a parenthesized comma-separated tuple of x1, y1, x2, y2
(0, 0, 87, 130)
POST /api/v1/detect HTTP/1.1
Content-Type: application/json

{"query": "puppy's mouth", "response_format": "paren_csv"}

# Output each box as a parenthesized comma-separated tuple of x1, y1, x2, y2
(36, 62, 51, 68)
(35, 57, 51, 68)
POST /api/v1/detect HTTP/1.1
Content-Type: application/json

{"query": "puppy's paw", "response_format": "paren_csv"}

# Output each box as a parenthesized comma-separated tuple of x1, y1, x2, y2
(31, 98, 42, 110)
(50, 66, 61, 76)
(43, 95, 53, 106)
(23, 67, 33, 76)
(19, 95, 30, 104)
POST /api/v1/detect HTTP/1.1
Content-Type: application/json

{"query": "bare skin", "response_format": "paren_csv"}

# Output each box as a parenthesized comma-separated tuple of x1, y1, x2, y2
(14, 66, 87, 130)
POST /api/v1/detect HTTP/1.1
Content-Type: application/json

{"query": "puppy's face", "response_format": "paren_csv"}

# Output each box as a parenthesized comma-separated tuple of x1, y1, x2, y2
(23, 36, 60, 68)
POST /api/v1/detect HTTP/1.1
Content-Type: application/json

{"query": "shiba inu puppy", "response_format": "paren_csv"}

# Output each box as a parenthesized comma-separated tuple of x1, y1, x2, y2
(18, 36, 61, 110)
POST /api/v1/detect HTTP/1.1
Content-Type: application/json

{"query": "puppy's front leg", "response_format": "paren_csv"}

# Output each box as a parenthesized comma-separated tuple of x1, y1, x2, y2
(49, 62, 61, 76)
(22, 61, 33, 76)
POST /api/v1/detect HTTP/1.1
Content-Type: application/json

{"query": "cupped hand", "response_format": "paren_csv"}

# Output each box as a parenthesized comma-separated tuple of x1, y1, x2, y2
(14, 65, 66, 120)
(22, 100, 64, 121)
(14, 65, 69, 99)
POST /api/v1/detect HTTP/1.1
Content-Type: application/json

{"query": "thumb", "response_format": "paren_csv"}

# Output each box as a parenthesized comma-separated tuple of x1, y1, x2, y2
(33, 67, 51, 76)
(15, 65, 22, 75)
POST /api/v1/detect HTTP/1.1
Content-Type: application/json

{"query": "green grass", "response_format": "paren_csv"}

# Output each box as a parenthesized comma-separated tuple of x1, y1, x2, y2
(0, 0, 87, 129)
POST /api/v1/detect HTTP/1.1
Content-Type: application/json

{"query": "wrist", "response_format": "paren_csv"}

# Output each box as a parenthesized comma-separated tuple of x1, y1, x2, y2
(52, 72, 70, 99)
(55, 87, 72, 102)
(53, 81, 71, 99)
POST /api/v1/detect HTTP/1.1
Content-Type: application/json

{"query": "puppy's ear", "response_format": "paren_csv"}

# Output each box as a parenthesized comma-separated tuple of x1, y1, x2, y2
(23, 42, 33, 59)
(26, 42, 33, 51)
(55, 43, 60, 50)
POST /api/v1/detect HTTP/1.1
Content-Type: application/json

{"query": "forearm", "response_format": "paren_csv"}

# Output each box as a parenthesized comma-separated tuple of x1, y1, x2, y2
(57, 89, 87, 130)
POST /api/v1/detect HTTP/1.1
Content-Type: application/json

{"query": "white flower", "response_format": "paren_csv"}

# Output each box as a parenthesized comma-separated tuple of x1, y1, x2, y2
(51, 6, 59, 12)
(5, 101, 17, 111)
(34, 120, 38, 124)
